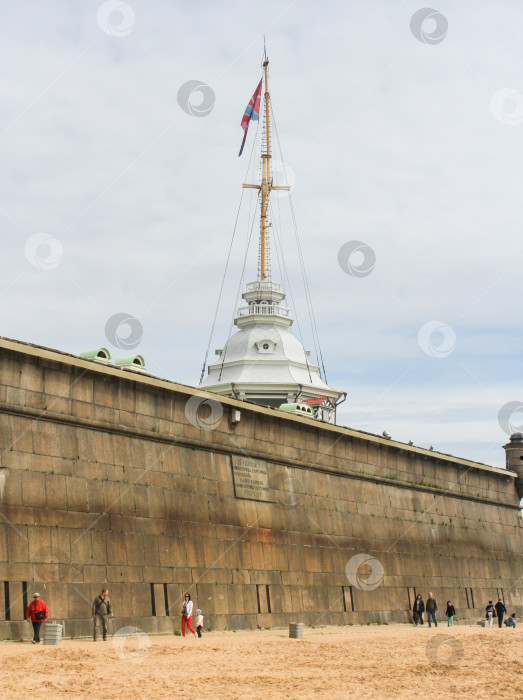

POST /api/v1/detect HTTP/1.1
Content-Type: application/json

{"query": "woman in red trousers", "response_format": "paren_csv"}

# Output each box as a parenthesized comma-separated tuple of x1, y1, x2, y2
(181, 593, 196, 637)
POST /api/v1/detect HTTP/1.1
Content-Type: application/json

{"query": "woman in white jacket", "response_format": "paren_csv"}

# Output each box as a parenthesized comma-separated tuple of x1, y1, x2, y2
(181, 593, 196, 637)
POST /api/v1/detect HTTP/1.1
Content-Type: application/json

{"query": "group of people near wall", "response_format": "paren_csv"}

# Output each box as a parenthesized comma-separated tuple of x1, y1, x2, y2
(485, 599, 517, 628)
(180, 592, 204, 638)
(24, 588, 518, 644)
(25, 589, 204, 643)
(24, 588, 116, 644)
(412, 593, 518, 629)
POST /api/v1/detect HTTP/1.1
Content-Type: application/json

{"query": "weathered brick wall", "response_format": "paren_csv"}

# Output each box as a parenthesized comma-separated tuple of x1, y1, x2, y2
(0, 337, 522, 638)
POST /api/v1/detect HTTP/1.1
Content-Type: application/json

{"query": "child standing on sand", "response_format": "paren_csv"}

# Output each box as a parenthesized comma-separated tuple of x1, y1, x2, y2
(195, 608, 204, 638)
(445, 601, 455, 627)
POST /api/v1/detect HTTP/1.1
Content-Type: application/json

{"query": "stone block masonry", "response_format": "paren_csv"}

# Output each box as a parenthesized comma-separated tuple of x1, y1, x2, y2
(0, 336, 522, 638)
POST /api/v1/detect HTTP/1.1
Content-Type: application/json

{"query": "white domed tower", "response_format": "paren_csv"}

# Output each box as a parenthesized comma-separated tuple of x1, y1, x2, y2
(199, 57, 345, 422)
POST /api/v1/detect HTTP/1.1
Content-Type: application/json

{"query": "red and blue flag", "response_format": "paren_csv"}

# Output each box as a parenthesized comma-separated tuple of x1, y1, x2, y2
(238, 78, 262, 156)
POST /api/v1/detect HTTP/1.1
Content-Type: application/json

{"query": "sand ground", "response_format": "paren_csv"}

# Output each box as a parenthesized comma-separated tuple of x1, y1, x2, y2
(0, 623, 521, 699)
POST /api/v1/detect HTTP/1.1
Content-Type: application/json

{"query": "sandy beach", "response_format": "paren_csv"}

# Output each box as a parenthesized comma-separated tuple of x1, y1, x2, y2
(1, 623, 521, 699)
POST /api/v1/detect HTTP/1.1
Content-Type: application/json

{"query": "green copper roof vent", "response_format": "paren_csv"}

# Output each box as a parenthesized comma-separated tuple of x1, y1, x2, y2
(114, 355, 146, 372)
(79, 348, 111, 363)
(278, 402, 314, 416)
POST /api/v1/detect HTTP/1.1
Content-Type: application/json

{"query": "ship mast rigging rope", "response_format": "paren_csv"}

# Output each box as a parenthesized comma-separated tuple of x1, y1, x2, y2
(201, 59, 328, 391)
(270, 102, 329, 383)
(269, 199, 313, 383)
(199, 118, 261, 384)
(218, 194, 260, 382)
(216, 121, 262, 381)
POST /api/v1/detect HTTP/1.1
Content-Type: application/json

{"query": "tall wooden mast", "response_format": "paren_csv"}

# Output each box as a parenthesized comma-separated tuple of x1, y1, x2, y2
(243, 57, 289, 280)
(260, 59, 270, 280)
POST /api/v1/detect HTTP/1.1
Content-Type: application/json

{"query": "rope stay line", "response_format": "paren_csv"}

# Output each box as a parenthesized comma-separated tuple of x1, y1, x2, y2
(218, 192, 260, 382)
(269, 199, 313, 383)
(288, 191, 328, 383)
(199, 115, 261, 385)
(270, 101, 328, 383)
(217, 116, 262, 382)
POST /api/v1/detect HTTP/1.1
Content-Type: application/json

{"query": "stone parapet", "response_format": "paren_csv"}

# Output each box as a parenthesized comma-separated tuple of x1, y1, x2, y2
(0, 336, 522, 630)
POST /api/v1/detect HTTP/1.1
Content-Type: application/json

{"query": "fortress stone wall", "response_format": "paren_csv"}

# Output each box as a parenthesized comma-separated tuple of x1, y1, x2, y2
(0, 337, 522, 638)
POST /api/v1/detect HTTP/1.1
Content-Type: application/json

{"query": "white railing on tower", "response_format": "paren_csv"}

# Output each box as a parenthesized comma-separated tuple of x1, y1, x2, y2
(237, 304, 290, 318)
(246, 281, 282, 293)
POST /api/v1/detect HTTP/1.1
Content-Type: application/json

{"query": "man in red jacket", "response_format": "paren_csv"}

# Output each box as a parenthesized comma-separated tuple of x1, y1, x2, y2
(26, 592, 49, 644)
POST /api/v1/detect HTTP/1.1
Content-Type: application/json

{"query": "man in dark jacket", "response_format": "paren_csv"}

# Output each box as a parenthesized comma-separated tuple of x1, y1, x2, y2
(495, 598, 507, 629)
(426, 592, 438, 627)
(92, 588, 113, 641)
(413, 594, 425, 626)
(26, 592, 49, 644)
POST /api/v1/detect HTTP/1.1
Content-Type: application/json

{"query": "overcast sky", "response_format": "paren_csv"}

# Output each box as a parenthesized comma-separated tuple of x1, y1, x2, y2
(1, 0, 523, 469)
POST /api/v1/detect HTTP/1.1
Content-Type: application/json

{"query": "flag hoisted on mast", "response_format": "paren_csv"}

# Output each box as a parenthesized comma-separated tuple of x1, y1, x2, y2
(199, 51, 345, 420)
(241, 57, 290, 279)
(238, 79, 262, 156)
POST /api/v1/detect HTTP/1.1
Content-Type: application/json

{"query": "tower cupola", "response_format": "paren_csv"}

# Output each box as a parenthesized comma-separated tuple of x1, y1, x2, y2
(199, 55, 345, 421)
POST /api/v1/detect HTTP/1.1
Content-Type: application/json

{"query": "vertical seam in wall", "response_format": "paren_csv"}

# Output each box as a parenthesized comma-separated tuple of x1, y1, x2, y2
(163, 583, 169, 616)
(22, 581, 27, 620)
(150, 583, 156, 617)
(4, 582, 10, 621)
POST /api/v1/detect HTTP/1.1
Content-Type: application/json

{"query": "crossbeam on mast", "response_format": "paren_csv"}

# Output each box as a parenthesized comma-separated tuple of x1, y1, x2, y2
(242, 184, 291, 190)
(242, 58, 290, 280)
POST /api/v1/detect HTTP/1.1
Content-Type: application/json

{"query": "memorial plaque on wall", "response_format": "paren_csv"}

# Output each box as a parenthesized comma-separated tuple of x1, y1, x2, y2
(231, 456, 275, 502)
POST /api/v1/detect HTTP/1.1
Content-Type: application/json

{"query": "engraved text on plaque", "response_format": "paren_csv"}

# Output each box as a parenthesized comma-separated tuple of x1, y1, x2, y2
(231, 456, 274, 502)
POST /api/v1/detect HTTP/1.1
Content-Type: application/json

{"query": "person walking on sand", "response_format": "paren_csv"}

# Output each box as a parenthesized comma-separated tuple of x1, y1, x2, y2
(413, 594, 425, 626)
(426, 592, 438, 628)
(495, 598, 507, 629)
(26, 592, 49, 644)
(181, 593, 196, 637)
(92, 588, 113, 641)
(445, 600, 455, 627)
(195, 608, 204, 638)
(485, 600, 495, 628)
